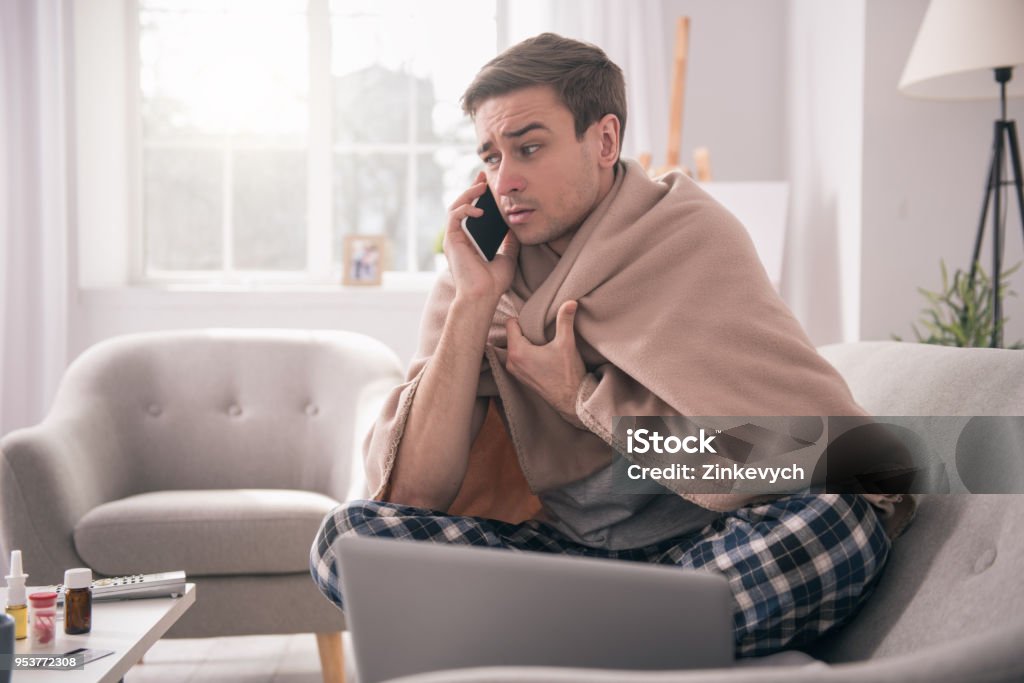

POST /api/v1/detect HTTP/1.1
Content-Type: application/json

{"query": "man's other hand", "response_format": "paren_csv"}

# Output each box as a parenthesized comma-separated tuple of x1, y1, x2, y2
(444, 171, 519, 306)
(505, 300, 587, 427)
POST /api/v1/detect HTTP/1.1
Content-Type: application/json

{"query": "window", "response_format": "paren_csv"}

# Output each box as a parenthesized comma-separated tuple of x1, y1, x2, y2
(136, 0, 498, 283)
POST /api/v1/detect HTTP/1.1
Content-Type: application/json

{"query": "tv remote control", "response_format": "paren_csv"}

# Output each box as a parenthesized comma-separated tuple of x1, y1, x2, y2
(50, 571, 187, 603)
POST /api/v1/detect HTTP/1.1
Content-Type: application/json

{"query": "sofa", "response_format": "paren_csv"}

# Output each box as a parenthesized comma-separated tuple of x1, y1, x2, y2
(0, 329, 405, 683)
(347, 341, 1024, 683)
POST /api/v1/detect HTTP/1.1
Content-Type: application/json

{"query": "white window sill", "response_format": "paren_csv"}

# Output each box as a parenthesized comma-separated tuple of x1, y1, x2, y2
(77, 271, 438, 312)
(86, 270, 440, 294)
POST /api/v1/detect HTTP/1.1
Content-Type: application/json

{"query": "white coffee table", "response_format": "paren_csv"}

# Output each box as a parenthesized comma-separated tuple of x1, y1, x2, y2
(4, 583, 195, 683)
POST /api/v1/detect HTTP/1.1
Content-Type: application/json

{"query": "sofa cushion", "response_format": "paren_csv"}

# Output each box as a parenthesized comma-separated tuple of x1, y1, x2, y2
(74, 489, 339, 576)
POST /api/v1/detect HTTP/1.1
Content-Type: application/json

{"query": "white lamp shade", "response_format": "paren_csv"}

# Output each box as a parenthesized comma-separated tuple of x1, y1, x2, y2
(899, 0, 1024, 100)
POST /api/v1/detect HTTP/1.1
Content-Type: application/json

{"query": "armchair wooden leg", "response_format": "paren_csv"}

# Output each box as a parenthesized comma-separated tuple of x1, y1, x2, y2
(316, 631, 345, 683)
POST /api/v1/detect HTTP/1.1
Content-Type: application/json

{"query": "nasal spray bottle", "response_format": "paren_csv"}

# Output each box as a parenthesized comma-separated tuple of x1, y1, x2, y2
(4, 550, 28, 640)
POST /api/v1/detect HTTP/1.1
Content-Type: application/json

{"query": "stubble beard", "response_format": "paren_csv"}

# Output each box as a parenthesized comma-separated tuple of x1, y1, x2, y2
(533, 154, 601, 249)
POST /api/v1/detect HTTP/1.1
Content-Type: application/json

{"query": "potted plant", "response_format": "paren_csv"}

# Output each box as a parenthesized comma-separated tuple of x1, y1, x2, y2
(893, 260, 1022, 348)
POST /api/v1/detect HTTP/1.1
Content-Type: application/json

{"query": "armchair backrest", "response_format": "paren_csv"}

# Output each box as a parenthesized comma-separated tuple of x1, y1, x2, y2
(52, 329, 404, 498)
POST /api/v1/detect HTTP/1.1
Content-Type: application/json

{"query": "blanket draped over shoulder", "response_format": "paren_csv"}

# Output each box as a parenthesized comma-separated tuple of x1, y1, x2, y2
(364, 160, 915, 539)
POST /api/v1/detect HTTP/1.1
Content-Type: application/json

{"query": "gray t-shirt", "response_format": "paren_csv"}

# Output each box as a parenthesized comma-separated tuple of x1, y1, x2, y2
(537, 463, 722, 551)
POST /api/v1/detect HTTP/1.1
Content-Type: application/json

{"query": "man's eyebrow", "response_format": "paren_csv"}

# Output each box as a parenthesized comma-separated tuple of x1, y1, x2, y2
(477, 122, 551, 155)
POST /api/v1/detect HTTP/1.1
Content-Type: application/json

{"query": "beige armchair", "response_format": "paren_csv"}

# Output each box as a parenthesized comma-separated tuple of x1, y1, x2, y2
(0, 329, 404, 683)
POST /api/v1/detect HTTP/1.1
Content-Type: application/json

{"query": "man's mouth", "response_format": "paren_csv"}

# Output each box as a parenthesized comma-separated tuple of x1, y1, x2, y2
(505, 206, 535, 225)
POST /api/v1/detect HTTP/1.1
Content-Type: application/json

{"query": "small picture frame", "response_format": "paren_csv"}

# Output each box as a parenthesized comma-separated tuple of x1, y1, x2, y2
(342, 235, 390, 286)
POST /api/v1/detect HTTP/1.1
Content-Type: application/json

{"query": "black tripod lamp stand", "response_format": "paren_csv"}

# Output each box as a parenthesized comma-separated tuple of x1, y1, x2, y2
(900, 0, 1024, 348)
(967, 67, 1024, 347)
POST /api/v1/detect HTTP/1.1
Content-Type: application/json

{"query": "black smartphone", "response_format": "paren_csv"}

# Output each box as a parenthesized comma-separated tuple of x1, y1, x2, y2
(461, 186, 510, 261)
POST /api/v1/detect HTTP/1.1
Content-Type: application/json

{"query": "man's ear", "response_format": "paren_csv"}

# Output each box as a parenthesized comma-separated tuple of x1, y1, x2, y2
(595, 113, 621, 168)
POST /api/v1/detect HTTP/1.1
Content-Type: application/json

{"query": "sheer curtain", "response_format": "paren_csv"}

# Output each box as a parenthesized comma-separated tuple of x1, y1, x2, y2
(0, 0, 70, 435)
(504, 0, 670, 163)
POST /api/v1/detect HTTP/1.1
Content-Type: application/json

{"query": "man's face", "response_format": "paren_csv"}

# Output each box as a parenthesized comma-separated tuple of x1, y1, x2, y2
(473, 86, 607, 253)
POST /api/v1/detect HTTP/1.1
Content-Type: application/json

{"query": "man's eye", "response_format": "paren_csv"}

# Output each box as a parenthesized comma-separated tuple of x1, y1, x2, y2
(522, 144, 540, 156)
(482, 153, 500, 165)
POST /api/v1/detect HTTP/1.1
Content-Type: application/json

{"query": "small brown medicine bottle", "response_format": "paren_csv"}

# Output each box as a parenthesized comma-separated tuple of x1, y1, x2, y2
(63, 568, 92, 635)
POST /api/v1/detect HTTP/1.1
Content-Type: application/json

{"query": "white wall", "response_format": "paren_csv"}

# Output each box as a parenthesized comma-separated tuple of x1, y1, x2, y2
(73, 0, 128, 288)
(505, 0, 787, 180)
(783, 0, 1024, 346)
(72, 287, 430, 367)
(861, 0, 1024, 344)
(784, 0, 865, 344)
(660, 0, 788, 181)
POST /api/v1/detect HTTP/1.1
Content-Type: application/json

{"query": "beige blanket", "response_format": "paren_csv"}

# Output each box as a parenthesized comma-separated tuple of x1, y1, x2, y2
(364, 159, 915, 538)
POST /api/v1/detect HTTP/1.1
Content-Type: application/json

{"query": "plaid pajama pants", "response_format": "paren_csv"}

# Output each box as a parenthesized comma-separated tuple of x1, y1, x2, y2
(310, 493, 890, 657)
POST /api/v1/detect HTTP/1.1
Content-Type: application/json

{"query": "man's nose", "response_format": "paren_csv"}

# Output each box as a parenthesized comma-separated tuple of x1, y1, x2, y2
(493, 161, 526, 196)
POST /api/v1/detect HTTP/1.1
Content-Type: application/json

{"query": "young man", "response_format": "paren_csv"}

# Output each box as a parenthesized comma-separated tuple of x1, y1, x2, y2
(312, 33, 909, 657)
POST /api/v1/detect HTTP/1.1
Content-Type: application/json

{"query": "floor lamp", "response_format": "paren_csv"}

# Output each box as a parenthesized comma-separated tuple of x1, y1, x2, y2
(900, 0, 1024, 348)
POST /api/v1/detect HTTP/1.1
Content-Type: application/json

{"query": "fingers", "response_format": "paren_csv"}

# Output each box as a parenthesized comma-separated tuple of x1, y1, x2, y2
(554, 300, 579, 345)
(505, 317, 530, 359)
(445, 173, 489, 241)
(446, 203, 484, 238)
(448, 171, 488, 212)
(508, 302, 578, 353)
(495, 228, 520, 262)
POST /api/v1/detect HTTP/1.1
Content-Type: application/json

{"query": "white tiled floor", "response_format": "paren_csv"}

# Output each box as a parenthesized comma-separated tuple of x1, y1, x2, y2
(125, 634, 324, 683)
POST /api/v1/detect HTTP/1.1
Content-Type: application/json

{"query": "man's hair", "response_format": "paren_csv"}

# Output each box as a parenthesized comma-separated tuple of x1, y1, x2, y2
(461, 33, 627, 145)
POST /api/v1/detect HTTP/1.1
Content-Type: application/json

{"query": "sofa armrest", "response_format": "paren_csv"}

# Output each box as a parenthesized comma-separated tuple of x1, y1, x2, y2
(376, 621, 1024, 683)
(1, 402, 131, 584)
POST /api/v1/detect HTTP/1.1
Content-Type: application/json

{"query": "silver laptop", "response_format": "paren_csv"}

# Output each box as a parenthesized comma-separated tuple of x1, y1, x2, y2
(336, 536, 735, 683)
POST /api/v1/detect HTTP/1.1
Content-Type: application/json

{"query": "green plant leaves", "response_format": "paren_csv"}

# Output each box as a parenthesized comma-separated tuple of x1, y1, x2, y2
(892, 260, 1023, 349)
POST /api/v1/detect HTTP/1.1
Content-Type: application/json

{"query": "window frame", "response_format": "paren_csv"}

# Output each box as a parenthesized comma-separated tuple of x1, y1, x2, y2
(126, 0, 505, 286)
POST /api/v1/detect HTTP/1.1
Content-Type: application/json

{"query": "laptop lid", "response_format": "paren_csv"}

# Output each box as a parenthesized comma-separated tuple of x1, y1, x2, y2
(336, 536, 734, 683)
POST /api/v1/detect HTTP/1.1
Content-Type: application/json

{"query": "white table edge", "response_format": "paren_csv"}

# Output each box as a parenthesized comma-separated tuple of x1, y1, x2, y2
(7, 583, 195, 683)
(98, 583, 196, 683)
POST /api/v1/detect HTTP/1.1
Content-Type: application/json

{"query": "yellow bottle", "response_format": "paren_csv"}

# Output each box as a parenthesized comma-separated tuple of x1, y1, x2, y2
(4, 550, 28, 640)
(5, 604, 26, 641)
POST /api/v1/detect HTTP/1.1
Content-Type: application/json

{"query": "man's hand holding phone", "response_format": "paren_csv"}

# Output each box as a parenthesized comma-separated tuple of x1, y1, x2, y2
(388, 173, 517, 512)
(444, 171, 518, 307)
